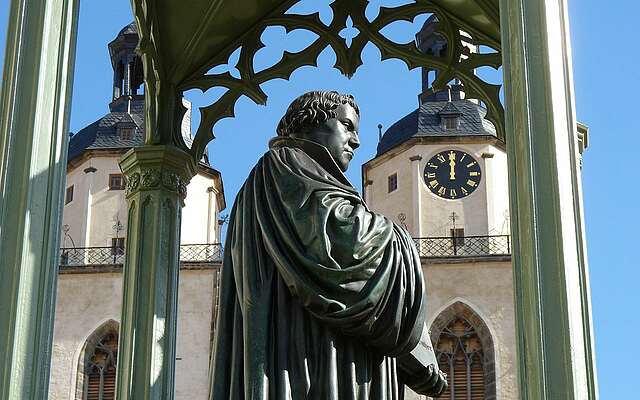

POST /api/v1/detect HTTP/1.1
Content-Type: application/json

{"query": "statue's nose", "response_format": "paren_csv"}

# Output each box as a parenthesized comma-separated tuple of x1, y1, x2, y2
(350, 133, 360, 149)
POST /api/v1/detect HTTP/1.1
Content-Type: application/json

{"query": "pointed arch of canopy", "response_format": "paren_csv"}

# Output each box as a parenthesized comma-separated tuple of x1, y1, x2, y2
(130, 0, 504, 161)
(429, 301, 497, 400)
(74, 319, 119, 400)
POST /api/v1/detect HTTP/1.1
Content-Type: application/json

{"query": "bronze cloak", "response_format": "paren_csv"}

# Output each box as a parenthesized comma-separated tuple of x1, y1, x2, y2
(210, 138, 426, 400)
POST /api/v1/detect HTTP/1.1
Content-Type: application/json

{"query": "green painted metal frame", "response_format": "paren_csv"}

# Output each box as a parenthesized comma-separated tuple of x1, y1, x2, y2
(0, 0, 79, 398)
(500, 0, 598, 398)
(116, 145, 196, 400)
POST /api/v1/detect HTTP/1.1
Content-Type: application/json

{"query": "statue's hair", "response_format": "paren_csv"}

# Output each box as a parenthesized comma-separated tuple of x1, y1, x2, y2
(277, 90, 360, 137)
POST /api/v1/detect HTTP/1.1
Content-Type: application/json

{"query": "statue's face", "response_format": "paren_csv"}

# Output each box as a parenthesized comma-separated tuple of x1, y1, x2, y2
(303, 104, 360, 172)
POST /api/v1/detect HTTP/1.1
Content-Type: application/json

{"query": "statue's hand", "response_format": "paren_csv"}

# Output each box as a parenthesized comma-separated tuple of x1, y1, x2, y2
(402, 363, 448, 398)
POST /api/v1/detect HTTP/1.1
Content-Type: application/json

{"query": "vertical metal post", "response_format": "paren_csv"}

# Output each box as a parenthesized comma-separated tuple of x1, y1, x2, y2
(115, 145, 196, 399)
(452, 235, 457, 256)
(499, 0, 598, 398)
(0, 0, 79, 398)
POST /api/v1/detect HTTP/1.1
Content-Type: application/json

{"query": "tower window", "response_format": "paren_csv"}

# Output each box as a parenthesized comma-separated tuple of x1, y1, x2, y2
(443, 117, 459, 130)
(450, 228, 465, 247)
(118, 127, 134, 140)
(109, 174, 125, 190)
(388, 173, 398, 193)
(65, 185, 74, 205)
(111, 237, 125, 256)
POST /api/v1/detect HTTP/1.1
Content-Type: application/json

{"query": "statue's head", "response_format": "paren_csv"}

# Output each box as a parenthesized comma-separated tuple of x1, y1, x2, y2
(277, 90, 360, 172)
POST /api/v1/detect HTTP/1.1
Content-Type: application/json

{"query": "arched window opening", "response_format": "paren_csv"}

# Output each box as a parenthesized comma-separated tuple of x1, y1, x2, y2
(85, 331, 118, 399)
(436, 317, 484, 399)
(115, 60, 124, 98)
(430, 302, 496, 400)
(75, 320, 119, 400)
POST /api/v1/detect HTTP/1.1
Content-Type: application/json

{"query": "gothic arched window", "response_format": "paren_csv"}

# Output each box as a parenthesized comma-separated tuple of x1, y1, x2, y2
(436, 317, 485, 399)
(85, 331, 118, 399)
(430, 302, 496, 400)
(75, 320, 119, 400)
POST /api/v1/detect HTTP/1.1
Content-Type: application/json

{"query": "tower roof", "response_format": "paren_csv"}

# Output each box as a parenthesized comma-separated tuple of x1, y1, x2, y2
(117, 21, 137, 37)
(437, 101, 463, 116)
(67, 106, 145, 163)
(68, 23, 207, 168)
(376, 99, 497, 156)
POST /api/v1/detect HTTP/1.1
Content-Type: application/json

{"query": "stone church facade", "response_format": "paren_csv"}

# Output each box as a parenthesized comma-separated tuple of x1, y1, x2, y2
(363, 16, 518, 400)
(48, 23, 225, 400)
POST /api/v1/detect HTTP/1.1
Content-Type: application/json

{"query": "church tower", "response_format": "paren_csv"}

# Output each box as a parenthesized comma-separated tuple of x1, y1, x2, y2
(107, 22, 144, 111)
(363, 15, 518, 400)
(49, 23, 225, 400)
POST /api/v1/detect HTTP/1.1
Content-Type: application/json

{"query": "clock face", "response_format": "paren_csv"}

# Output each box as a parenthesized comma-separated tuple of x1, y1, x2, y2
(423, 150, 482, 199)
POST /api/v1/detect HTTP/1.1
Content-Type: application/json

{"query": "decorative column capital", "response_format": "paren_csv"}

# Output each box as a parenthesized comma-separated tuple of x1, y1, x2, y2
(119, 145, 197, 203)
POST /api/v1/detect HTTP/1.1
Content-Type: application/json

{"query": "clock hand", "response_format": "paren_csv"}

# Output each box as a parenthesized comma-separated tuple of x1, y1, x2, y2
(448, 151, 456, 180)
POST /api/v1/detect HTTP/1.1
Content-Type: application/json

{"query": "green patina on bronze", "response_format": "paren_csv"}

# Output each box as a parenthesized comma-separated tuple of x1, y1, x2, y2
(211, 91, 447, 399)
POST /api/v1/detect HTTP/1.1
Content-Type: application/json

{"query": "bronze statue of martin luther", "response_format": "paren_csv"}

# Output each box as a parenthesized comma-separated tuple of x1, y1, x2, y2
(210, 91, 447, 399)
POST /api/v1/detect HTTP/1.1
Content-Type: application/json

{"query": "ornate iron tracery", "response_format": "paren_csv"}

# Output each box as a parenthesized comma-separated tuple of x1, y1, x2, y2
(133, 0, 503, 162)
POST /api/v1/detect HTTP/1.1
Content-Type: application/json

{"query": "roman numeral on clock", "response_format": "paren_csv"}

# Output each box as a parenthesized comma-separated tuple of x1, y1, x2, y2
(423, 150, 481, 199)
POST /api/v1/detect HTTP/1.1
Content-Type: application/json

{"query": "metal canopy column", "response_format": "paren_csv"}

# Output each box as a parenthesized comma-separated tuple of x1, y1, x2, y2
(115, 145, 196, 400)
(499, 0, 598, 398)
(0, 0, 80, 398)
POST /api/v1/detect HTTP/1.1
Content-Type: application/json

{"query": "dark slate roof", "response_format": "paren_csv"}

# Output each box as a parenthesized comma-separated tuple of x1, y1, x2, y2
(68, 98, 203, 165)
(376, 99, 496, 156)
(437, 101, 463, 116)
(117, 22, 137, 36)
(68, 106, 145, 162)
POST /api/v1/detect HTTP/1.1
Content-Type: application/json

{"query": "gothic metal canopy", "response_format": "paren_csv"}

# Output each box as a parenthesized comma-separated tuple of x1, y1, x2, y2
(0, 0, 598, 398)
(131, 0, 503, 162)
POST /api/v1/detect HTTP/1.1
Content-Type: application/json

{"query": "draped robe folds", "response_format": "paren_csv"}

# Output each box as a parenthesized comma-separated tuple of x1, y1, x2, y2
(211, 137, 427, 400)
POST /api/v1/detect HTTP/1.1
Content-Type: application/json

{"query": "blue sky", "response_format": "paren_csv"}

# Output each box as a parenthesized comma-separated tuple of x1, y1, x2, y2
(1, 0, 638, 397)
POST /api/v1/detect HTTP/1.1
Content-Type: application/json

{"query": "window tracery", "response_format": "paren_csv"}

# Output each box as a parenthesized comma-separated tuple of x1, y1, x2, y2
(85, 331, 118, 399)
(75, 320, 119, 400)
(436, 317, 485, 399)
(430, 301, 496, 400)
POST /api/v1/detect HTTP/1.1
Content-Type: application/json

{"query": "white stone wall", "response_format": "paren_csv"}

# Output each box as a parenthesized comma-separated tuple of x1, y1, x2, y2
(484, 148, 510, 235)
(405, 260, 519, 400)
(364, 146, 422, 236)
(48, 269, 217, 400)
(62, 164, 93, 248)
(364, 140, 517, 399)
(181, 173, 219, 244)
(62, 157, 222, 248)
(364, 142, 510, 238)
